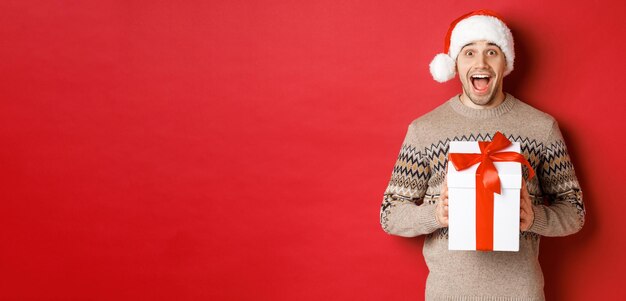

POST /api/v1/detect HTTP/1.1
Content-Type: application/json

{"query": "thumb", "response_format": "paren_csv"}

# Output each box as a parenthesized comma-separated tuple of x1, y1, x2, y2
(521, 179, 529, 197)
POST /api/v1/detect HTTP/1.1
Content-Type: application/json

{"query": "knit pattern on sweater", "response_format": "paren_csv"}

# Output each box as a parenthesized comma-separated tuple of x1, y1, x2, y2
(379, 93, 585, 300)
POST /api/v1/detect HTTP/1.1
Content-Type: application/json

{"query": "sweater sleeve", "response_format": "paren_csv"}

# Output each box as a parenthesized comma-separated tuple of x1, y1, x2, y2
(379, 123, 441, 237)
(529, 120, 585, 236)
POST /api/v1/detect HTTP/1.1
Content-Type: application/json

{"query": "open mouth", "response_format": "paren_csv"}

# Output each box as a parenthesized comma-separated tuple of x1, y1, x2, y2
(470, 74, 491, 94)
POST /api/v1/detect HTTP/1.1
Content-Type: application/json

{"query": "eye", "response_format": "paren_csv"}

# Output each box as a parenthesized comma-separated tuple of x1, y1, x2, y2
(487, 49, 498, 56)
(465, 50, 473, 56)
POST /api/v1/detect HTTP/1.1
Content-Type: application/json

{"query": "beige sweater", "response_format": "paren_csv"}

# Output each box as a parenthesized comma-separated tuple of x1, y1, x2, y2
(380, 93, 585, 301)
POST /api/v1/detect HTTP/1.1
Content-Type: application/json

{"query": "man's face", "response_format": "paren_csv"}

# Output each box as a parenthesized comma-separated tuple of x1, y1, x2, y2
(456, 40, 507, 107)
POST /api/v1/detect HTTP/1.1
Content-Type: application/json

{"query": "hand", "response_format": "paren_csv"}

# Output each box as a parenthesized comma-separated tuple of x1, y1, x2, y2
(435, 177, 449, 227)
(520, 180, 534, 231)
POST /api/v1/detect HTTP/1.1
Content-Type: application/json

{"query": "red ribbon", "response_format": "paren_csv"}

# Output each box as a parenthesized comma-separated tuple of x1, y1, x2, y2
(448, 132, 535, 251)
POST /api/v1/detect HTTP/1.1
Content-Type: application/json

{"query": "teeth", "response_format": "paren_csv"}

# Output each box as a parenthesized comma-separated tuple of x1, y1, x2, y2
(471, 74, 490, 79)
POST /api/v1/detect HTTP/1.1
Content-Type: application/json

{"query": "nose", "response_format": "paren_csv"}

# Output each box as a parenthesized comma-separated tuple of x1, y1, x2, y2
(475, 54, 488, 68)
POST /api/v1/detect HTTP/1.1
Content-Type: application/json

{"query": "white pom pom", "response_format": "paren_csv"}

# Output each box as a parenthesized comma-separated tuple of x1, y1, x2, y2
(429, 53, 456, 83)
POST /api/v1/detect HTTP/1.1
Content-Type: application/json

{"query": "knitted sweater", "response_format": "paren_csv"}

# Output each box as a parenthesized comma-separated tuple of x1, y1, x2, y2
(380, 93, 585, 301)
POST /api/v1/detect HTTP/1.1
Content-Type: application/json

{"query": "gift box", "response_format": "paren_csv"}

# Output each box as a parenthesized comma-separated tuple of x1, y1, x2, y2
(446, 132, 534, 252)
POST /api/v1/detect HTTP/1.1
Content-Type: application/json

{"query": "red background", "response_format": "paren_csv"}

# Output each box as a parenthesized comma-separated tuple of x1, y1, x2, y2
(1, 1, 624, 300)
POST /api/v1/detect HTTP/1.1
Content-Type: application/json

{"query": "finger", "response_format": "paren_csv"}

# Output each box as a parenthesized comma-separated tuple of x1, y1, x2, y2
(520, 182, 531, 208)
(521, 202, 531, 215)
(521, 194, 530, 207)
(440, 193, 448, 204)
(520, 199, 528, 210)
(439, 181, 448, 197)
(521, 179, 529, 198)
(440, 179, 448, 195)
(520, 208, 527, 217)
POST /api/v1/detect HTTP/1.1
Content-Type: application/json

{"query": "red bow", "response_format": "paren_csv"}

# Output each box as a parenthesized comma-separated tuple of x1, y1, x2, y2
(448, 132, 535, 251)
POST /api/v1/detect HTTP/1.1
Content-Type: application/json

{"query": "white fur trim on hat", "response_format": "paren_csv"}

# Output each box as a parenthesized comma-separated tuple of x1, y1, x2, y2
(430, 14, 515, 83)
(429, 53, 456, 83)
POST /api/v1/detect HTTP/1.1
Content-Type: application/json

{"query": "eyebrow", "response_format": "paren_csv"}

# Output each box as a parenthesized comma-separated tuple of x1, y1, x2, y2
(463, 42, 499, 48)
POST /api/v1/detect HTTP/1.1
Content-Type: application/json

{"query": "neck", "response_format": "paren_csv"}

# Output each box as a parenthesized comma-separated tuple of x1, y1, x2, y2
(459, 90, 506, 109)
(448, 93, 517, 119)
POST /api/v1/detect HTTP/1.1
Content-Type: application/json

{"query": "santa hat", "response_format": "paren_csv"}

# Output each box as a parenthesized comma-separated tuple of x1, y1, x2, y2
(429, 9, 515, 83)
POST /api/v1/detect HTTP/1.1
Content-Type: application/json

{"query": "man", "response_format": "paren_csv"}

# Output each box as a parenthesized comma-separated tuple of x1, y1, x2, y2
(379, 9, 585, 300)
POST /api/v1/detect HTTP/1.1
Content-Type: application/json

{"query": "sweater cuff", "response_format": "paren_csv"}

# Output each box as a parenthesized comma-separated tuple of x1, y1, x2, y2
(528, 204, 548, 235)
(416, 203, 441, 234)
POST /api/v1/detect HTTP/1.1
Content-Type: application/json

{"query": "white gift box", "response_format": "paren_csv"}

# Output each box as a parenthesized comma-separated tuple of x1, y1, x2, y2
(447, 141, 522, 252)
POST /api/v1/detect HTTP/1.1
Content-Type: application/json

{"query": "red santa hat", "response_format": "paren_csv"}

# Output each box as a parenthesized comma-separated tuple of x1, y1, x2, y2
(429, 9, 515, 83)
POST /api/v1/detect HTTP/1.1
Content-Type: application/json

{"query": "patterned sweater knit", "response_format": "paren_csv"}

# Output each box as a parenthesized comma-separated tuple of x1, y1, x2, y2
(380, 93, 585, 301)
